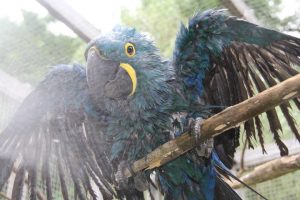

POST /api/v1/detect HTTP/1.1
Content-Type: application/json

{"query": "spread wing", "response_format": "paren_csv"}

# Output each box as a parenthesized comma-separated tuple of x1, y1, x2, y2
(173, 9, 300, 160)
(0, 64, 115, 200)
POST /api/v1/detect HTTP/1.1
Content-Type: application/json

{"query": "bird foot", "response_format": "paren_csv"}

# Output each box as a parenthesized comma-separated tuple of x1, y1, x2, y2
(190, 117, 203, 143)
(133, 172, 149, 192)
(115, 161, 130, 189)
(115, 160, 149, 192)
(189, 117, 213, 158)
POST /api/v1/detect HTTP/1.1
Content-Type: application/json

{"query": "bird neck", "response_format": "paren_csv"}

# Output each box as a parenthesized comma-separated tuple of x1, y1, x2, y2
(107, 63, 174, 163)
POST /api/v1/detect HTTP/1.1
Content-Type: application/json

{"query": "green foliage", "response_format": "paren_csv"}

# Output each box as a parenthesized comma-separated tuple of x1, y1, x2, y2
(245, 170, 300, 200)
(121, 0, 221, 56)
(245, 0, 297, 31)
(121, 0, 299, 56)
(0, 11, 85, 85)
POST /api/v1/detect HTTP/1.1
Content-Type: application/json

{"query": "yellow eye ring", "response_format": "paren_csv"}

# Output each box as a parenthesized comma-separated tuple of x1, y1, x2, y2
(125, 43, 136, 57)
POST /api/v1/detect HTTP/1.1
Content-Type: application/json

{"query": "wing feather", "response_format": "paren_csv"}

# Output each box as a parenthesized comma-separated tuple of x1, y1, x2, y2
(11, 165, 26, 200)
(0, 64, 115, 199)
(173, 9, 300, 157)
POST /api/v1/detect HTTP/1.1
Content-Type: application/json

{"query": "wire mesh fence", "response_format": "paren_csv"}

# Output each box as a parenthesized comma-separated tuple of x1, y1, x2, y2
(242, 170, 300, 200)
(0, 0, 299, 199)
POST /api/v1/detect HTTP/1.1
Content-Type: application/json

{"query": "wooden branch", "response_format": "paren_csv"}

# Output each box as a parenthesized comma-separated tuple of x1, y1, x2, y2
(234, 138, 300, 168)
(119, 74, 300, 178)
(0, 192, 10, 200)
(221, 0, 261, 25)
(37, 190, 46, 200)
(228, 153, 300, 188)
(0, 70, 32, 102)
(36, 0, 101, 42)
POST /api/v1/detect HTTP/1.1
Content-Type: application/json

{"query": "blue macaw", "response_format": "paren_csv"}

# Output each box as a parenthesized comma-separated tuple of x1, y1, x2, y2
(0, 9, 299, 200)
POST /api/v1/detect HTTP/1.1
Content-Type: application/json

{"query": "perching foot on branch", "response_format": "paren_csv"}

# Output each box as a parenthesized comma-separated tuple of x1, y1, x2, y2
(190, 117, 213, 158)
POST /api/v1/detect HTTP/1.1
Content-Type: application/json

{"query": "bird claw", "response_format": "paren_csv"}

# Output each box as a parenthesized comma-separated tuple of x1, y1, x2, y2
(189, 117, 213, 158)
(133, 172, 149, 192)
(189, 117, 204, 144)
(115, 161, 130, 189)
(115, 160, 149, 192)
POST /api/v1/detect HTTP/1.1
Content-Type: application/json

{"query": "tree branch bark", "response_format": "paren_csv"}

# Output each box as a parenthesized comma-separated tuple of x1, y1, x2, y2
(119, 74, 300, 178)
(0, 192, 10, 200)
(228, 153, 300, 188)
(37, 0, 101, 42)
(221, 0, 261, 25)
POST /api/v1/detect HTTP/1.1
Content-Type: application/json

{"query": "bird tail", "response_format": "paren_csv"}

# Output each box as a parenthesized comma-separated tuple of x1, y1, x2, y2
(215, 176, 242, 200)
(212, 151, 268, 200)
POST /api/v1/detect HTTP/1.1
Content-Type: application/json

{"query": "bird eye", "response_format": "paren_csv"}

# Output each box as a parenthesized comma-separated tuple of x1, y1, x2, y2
(125, 43, 136, 57)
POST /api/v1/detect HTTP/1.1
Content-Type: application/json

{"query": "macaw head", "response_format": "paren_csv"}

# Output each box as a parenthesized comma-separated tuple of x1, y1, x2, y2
(85, 26, 172, 115)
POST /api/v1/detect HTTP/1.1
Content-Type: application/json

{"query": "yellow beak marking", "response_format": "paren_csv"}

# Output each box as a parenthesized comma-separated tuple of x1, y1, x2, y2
(120, 63, 137, 96)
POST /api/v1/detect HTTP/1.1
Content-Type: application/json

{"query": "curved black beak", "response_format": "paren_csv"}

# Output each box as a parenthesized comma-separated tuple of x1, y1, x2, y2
(86, 47, 133, 101)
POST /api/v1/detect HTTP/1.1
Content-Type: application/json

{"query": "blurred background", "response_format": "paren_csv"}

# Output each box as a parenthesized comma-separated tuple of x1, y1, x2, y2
(0, 0, 299, 199)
